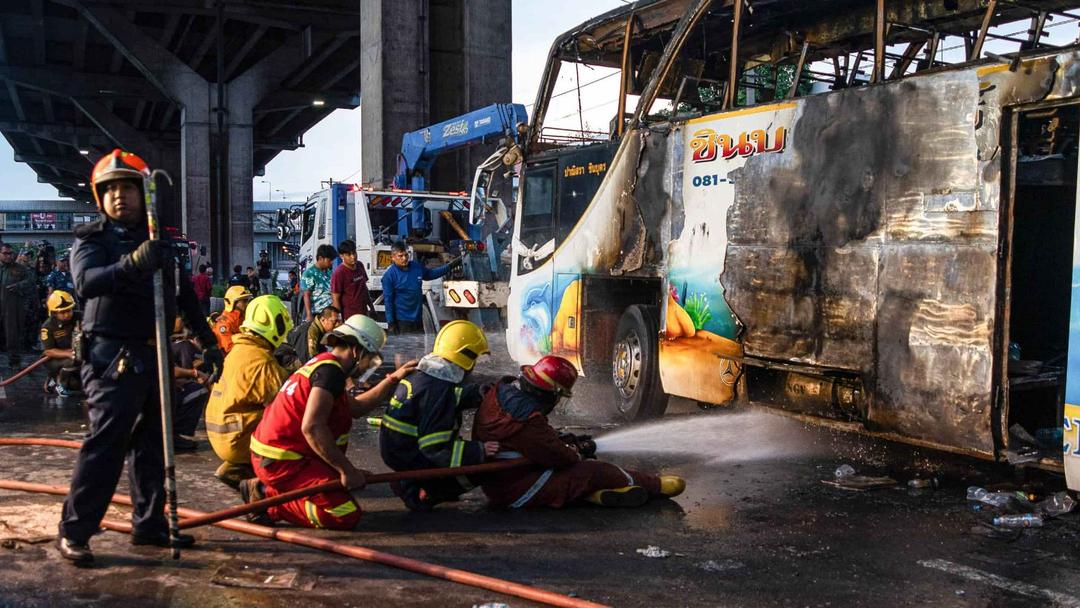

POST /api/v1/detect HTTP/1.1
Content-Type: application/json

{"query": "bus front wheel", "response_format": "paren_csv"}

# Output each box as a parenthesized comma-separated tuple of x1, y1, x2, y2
(611, 305, 669, 420)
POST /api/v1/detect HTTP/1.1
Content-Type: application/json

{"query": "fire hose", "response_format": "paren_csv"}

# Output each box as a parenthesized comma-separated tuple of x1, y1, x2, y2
(0, 357, 48, 386)
(0, 438, 606, 608)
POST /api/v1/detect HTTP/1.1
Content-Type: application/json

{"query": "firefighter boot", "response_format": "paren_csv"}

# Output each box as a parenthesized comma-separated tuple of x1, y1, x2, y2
(586, 485, 649, 507)
(239, 478, 273, 526)
(659, 476, 686, 498)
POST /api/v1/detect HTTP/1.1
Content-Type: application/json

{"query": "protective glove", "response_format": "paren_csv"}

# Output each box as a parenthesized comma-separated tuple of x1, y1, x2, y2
(446, 255, 464, 270)
(198, 344, 225, 383)
(120, 240, 172, 275)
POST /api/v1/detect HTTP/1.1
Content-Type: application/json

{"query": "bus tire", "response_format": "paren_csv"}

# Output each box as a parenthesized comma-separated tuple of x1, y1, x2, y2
(611, 305, 669, 420)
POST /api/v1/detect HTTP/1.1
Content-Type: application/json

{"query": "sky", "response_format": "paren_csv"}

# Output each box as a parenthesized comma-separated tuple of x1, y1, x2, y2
(0, 0, 625, 202)
(2, 1, 1075, 202)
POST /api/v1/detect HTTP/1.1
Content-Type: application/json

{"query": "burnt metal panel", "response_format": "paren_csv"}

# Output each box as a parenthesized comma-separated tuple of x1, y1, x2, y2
(722, 70, 1000, 452)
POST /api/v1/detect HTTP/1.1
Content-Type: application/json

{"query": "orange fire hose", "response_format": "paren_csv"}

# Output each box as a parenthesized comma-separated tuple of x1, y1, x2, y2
(0, 356, 48, 386)
(0, 479, 609, 608)
(0, 437, 530, 529)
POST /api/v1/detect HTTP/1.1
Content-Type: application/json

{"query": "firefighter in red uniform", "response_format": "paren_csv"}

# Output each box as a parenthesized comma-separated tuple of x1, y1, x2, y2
(474, 355, 686, 508)
(243, 315, 416, 529)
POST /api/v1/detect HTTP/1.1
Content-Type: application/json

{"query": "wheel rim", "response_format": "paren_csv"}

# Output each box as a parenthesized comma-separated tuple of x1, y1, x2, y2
(612, 329, 642, 409)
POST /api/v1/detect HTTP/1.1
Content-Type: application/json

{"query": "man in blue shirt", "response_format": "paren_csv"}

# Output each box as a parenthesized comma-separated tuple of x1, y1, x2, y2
(381, 241, 460, 334)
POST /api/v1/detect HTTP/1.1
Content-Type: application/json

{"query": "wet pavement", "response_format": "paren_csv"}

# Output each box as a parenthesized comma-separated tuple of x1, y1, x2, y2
(0, 334, 1077, 607)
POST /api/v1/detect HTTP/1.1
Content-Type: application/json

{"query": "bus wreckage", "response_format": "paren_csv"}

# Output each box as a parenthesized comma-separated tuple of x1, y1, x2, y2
(497, 0, 1080, 489)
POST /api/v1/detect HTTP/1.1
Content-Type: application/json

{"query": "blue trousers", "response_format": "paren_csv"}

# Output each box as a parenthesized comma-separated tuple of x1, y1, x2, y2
(59, 340, 166, 544)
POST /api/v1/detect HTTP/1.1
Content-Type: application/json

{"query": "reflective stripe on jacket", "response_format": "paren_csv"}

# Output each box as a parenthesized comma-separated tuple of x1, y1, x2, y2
(205, 332, 289, 465)
(251, 352, 352, 462)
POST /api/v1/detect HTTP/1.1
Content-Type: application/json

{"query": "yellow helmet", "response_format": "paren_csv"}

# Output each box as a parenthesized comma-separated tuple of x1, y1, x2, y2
(223, 285, 254, 312)
(240, 295, 293, 348)
(432, 320, 489, 371)
(47, 290, 76, 314)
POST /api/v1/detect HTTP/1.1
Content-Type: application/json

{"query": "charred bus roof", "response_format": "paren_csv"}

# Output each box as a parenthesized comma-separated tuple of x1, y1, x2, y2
(530, 0, 1080, 149)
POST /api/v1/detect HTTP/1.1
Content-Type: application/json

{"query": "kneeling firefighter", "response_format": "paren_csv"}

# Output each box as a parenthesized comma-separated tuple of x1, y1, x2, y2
(379, 320, 498, 510)
(40, 289, 81, 396)
(213, 285, 253, 353)
(246, 315, 416, 529)
(473, 355, 685, 508)
(205, 295, 292, 489)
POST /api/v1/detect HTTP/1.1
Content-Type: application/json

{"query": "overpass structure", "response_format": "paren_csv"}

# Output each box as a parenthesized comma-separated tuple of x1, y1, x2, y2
(0, 0, 511, 269)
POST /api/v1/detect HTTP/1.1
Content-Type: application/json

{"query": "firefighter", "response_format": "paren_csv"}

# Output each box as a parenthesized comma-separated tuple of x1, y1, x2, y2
(379, 320, 497, 510)
(56, 149, 224, 565)
(244, 315, 416, 529)
(473, 355, 685, 508)
(40, 289, 80, 396)
(205, 295, 293, 489)
(213, 285, 253, 353)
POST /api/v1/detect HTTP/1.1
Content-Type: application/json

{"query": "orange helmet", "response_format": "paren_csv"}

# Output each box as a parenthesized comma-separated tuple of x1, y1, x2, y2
(91, 149, 149, 209)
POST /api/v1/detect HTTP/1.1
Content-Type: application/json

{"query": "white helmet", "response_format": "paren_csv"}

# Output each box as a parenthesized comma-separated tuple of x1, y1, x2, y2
(322, 314, 386, 354)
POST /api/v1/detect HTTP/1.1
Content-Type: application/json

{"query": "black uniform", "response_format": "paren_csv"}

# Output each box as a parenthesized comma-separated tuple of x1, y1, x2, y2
(59, 216, 214, 545)
(39, 315, 78, 389)
(379, 371, 486, 506)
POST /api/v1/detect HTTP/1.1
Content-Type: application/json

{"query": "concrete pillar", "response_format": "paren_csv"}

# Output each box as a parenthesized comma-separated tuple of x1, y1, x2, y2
(227, 110, 254, 269)
(360, 0, 428, 188)
(177, 90, 213, 266)
(361, 0, 512, 192)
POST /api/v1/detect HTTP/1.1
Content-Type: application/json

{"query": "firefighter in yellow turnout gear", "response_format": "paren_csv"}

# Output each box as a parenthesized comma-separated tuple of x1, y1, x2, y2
(206, 295, 293, 488)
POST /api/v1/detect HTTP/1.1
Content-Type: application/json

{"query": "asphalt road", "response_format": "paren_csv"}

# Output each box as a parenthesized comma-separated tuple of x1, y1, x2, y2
(0, 334, 1076, 607)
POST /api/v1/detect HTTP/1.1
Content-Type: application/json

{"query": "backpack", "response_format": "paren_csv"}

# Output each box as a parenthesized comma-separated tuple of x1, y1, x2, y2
(287, 319, 314, 361)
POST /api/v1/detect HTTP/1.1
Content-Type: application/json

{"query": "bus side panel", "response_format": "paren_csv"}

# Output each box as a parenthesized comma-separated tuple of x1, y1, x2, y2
(722, 71, 997, 453)
(1065, 133, 1080, 492)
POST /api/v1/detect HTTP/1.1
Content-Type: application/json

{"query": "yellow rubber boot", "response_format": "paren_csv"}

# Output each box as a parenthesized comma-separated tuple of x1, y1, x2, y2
(585, 485, 649, 507)
(659, 476, 686, 498)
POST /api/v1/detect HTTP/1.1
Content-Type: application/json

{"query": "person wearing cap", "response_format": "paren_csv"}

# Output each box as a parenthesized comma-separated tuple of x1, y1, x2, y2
(473, 355, 686, 508)
(213, 285, 254, 353)
(45, 254, 77, 303)
(57, 149, 224, 565)
(243, 315, 417, 529)
(40, 289, 81, 397)
(379, 320, 498, 511)
(205, 295, 294, 489)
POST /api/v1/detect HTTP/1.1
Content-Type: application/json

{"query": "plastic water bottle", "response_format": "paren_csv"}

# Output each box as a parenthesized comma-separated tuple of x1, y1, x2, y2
(966, 486, 1012, 508)
(834, 464, 856, 478)
(1037, 492, 1076, 517)
(992, 513, 1044, 528)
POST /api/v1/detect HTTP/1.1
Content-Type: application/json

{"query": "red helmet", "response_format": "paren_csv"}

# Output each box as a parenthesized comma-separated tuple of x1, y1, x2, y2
(520, 355, 578, 397)
(91, 149, 149, 209)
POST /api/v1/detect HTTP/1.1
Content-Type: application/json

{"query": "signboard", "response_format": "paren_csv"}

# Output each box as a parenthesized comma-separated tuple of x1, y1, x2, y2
(30, 213, 56, 231)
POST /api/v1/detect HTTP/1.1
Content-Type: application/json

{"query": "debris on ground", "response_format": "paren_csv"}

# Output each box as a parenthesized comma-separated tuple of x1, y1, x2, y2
(992, 514, 1044, 529)
(966, 486, 1027, 509)
(834, 464, 856, 478)
(822, 474, 897, 491)
(1036, 492, 1076, 518)
(907, 477, 939, 489)
(636, 545, 671, 559)
(473, 603, 512, 608)
(210, 564, 302, 589)
(697, 559, 745, 573)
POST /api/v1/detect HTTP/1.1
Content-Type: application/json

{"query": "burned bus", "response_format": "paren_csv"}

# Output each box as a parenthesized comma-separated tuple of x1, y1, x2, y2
(501, 0, 1080, 489)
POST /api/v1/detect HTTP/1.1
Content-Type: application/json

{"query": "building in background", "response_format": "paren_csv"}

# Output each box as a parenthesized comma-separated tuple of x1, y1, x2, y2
(0, 200, 301, 272)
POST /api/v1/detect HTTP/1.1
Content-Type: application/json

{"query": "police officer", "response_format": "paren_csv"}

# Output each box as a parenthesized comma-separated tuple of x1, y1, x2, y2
(56, 149, 224, 565)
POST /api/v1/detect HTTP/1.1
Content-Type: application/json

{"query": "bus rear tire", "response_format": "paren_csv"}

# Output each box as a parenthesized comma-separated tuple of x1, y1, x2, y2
(611, 305, 669, 421)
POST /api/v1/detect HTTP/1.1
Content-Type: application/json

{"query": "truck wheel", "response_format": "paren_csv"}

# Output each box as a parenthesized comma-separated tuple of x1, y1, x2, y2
(611, 305, 669, 420)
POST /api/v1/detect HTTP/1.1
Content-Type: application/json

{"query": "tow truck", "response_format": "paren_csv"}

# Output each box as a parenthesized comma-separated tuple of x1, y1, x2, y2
(276, 102, 527, 330)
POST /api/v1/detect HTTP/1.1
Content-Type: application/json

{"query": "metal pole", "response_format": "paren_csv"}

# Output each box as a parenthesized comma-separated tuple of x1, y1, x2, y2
(144, 169, 182, 560)
(873, 0, 885, 83)
(616, 8, 634, 139)
(970, 0, 998, 61)
(724, 0, 744, 110)
(787, 40, 808, 99)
